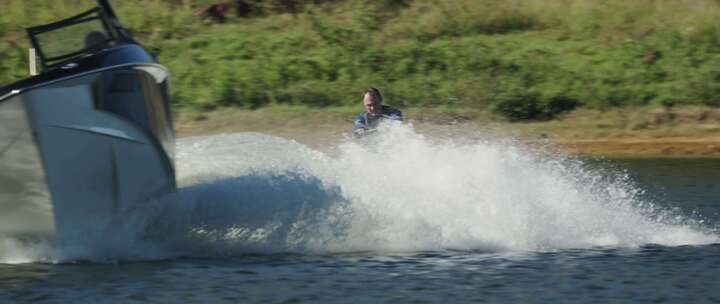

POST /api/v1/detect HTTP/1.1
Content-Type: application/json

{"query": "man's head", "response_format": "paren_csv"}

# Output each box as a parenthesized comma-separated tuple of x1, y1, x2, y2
(85, 31, 108, 51)
(362, 87, 383, 116)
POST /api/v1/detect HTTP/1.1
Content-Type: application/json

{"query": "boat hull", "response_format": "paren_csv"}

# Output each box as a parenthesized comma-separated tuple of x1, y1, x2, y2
(0, 64, 175, 241)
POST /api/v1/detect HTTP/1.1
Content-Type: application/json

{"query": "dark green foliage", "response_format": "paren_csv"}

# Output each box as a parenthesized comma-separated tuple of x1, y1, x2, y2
(689, 67, 720, 107)
(490, 82, 579, 121)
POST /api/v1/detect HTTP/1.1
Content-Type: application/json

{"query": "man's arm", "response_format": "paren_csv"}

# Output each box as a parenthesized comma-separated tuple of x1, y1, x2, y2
(353, 113, 367, 135)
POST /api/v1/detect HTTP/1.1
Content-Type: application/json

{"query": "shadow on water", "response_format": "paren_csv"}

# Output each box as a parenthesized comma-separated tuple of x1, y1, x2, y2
(146, 173, 353, 256)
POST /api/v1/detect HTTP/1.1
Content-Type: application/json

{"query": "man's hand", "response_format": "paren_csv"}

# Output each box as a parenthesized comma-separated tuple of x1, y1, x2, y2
(353, 128, 365, 137)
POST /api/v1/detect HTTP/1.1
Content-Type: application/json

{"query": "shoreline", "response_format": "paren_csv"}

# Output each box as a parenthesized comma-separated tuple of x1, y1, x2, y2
(173, 106, 720, 157)
(539, 139, 720, 157)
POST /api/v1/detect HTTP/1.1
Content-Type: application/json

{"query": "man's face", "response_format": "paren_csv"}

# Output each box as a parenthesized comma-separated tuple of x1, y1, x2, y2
(363, 93, 382, 116)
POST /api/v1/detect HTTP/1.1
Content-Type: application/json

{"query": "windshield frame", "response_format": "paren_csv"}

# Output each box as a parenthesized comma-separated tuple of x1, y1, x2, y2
(26, 6, 118, 70)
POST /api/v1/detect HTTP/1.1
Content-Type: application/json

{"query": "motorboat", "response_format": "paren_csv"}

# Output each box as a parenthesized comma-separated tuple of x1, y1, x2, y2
(0, 0, 176, 241)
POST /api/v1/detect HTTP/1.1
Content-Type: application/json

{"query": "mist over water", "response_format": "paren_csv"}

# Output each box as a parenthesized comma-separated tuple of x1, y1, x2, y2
(1, 124, 717, 263)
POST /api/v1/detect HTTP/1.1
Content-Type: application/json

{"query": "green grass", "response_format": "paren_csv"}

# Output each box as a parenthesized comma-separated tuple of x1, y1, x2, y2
(3, 0, 720, 120)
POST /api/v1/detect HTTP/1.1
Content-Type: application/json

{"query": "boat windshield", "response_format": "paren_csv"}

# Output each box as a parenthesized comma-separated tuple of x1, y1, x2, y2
(26, 7, 117, 70)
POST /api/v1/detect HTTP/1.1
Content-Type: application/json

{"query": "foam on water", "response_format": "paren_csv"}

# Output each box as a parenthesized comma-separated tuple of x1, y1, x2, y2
(1, 124, 717, 263)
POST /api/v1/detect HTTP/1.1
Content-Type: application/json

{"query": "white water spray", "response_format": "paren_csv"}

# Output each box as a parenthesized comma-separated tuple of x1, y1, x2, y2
(1, 124, 717, 262)
(158, 124, 719, 254)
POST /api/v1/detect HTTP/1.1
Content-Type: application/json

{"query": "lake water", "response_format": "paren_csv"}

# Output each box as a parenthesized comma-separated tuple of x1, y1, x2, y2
(1, 126, 719, 303)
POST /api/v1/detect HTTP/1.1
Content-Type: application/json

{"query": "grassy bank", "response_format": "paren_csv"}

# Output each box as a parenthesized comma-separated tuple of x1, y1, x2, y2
(3, 0, 720, 120)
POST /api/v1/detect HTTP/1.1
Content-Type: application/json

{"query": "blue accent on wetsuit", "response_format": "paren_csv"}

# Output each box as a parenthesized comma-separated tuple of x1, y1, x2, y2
(353, 105, 403, 132)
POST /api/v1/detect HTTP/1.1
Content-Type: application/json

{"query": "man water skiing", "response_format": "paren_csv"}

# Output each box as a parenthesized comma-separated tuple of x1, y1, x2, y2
(352, 87, 403, 137)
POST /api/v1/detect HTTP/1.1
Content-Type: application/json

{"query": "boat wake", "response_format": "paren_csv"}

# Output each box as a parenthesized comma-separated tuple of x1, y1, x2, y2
(1, 124, 718, 263)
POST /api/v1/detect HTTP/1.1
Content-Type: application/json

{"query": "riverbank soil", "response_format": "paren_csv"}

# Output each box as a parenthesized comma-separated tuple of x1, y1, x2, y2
(173, 106, 720, 157)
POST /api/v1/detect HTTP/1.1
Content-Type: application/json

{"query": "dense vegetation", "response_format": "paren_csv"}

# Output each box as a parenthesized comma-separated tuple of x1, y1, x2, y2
(3, 0, 720, 120)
